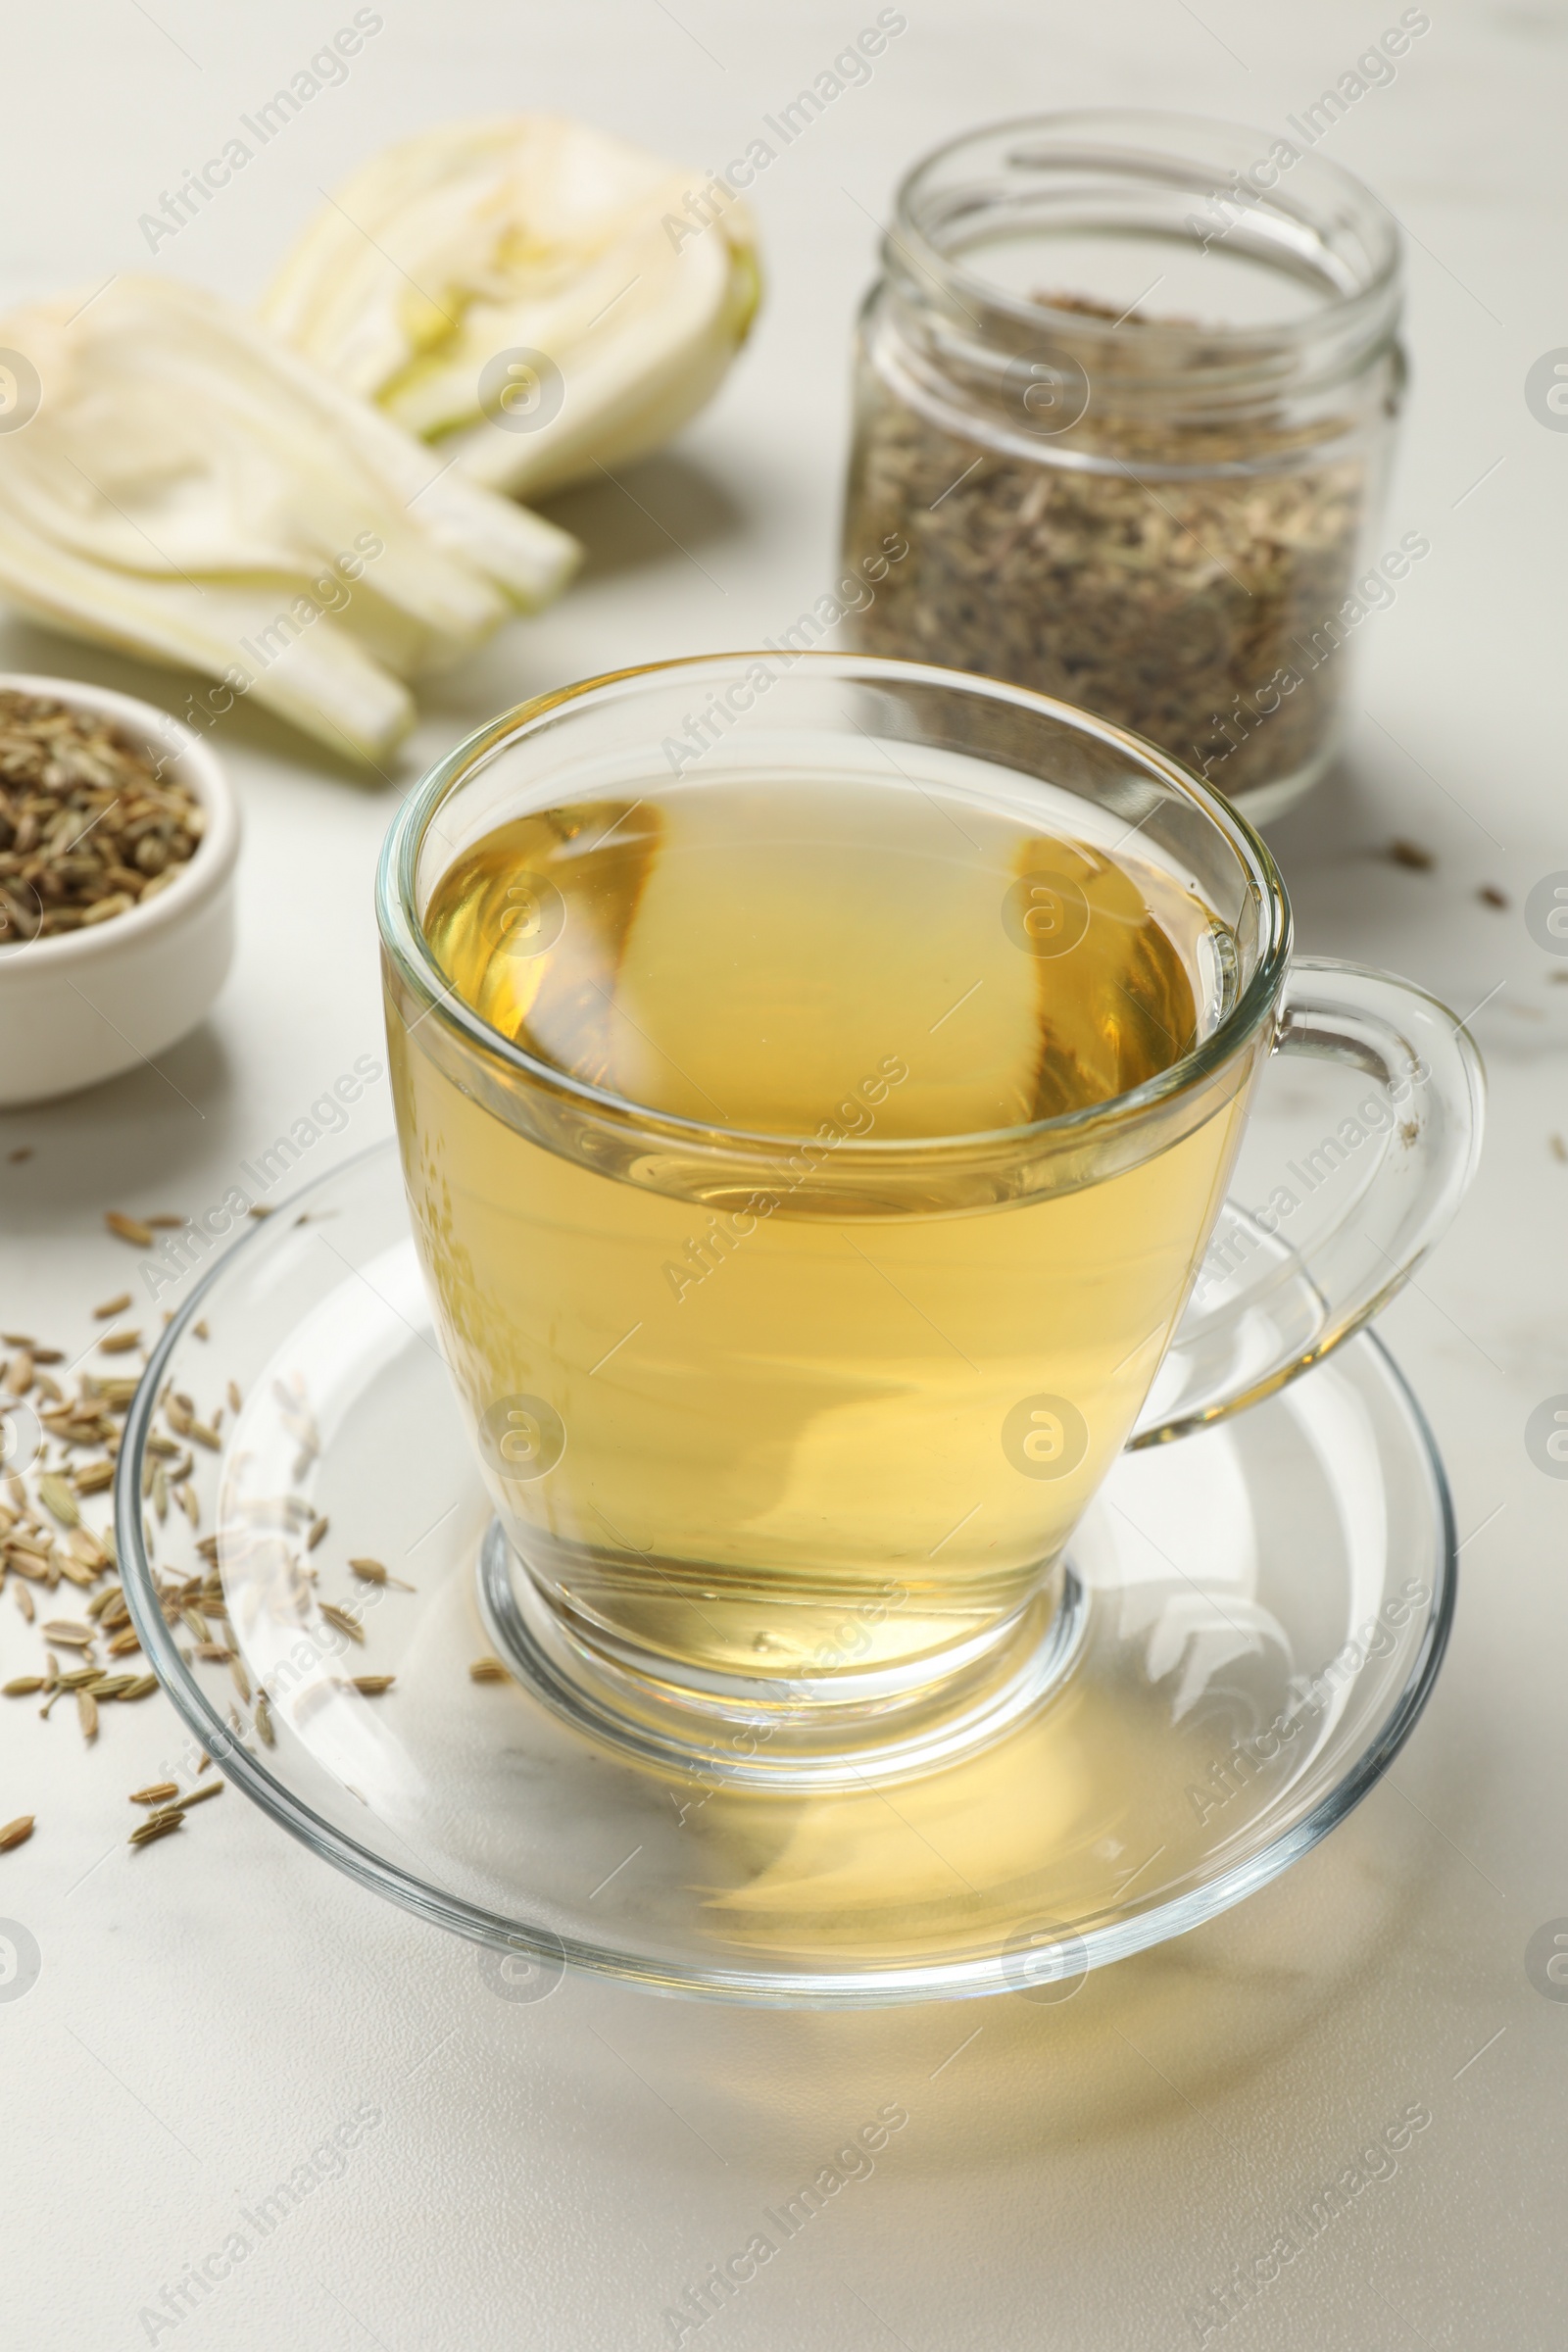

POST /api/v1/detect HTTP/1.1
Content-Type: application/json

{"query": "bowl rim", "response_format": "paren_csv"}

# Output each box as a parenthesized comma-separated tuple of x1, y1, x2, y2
(0, 670, 241, 973)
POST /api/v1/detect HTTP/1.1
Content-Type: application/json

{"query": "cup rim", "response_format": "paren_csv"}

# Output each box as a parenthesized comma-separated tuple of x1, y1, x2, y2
(376, 651, 1292, 1159)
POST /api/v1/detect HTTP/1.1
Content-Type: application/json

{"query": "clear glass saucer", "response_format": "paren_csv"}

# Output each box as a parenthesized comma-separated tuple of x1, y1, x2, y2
(117, 1142, 1455, 2006)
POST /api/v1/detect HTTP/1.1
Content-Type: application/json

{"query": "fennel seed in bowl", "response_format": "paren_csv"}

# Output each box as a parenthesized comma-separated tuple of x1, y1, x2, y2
(0, 689, 204, 944)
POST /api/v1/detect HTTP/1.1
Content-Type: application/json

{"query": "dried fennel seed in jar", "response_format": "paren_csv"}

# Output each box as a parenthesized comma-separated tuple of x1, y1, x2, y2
(841, 115, 1405, 809)
(0, 691, 204, 943)
(843, 294, 1368, 803)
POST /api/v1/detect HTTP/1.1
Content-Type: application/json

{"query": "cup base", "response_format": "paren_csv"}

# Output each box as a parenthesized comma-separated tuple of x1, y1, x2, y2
(477, 1522, 1090, 1788)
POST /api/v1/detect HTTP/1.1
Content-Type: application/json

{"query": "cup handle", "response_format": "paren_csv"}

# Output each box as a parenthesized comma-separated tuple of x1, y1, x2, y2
(1130, 957, 1485, 1448)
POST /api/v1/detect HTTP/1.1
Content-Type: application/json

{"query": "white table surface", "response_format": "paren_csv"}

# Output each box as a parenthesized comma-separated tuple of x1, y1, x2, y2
(1, 5, 1561, 2346)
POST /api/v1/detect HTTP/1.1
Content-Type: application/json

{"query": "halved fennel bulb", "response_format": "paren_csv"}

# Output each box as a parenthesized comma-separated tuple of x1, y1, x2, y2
(261, 116, 760, 500)
(0, 276, 580, 764)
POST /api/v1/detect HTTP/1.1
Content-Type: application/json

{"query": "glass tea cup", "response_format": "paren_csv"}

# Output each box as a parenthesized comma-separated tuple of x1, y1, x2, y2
(376, 654, 1481, 1785)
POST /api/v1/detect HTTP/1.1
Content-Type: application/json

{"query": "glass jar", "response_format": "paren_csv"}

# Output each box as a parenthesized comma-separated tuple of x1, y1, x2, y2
(841, 111, 1406, 818)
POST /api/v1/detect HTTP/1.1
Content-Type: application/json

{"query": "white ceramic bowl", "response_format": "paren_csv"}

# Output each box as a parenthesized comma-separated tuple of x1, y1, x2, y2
(0, 674, 241, 1107)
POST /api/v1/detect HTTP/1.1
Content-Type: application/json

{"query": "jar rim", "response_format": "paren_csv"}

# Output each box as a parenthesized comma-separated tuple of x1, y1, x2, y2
(887, 107, 1402, 379)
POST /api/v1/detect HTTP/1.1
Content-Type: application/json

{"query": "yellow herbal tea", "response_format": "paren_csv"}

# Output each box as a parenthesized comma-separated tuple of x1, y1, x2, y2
(390, 767, 1250, 1686)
